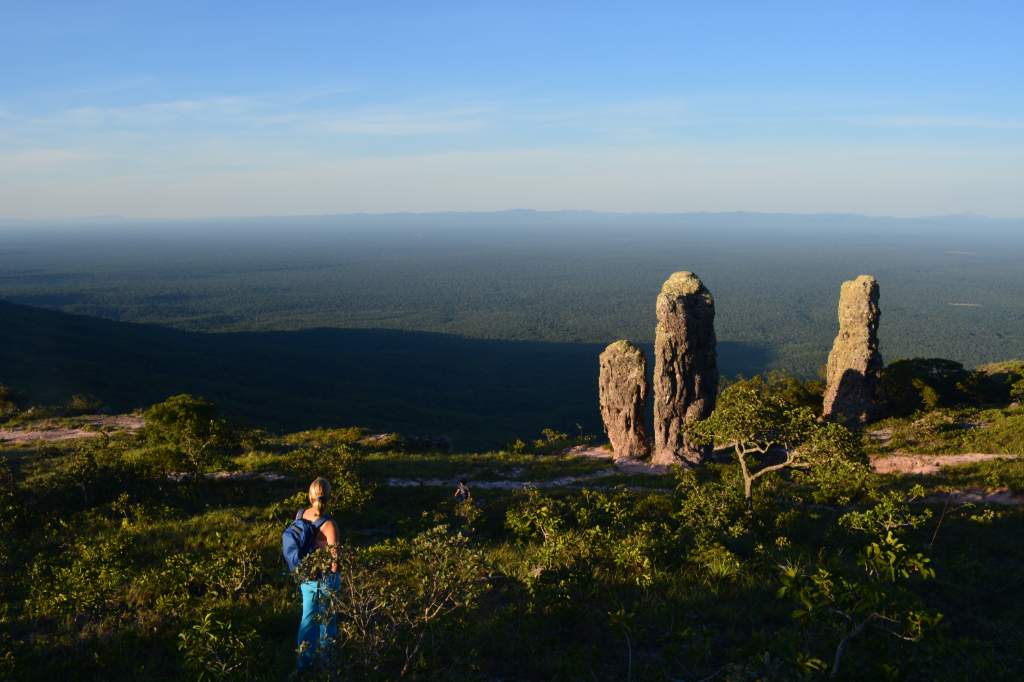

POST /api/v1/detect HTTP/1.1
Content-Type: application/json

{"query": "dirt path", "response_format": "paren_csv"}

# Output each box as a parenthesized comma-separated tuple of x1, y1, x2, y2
(385, 446, 672, 491)
(871, 452, 1024, 506)
(0, 414, 144, 445)
(384, 447, 1024, 504)
(923, 488, 1024, 506)
(385, 468, 628, 490)
(870, 452, 1019, 475)
(167, 470, 287, 483)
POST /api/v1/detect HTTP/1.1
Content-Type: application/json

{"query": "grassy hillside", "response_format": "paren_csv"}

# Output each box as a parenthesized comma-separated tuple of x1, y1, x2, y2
(2, 412, 1023, 681)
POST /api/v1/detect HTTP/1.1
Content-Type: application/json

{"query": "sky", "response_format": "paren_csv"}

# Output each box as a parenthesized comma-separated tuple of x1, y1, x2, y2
(1, 1, 1022, 219)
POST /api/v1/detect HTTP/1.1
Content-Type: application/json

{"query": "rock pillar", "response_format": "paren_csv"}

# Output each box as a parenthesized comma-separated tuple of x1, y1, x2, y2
(823, 275, 882, 424)
(652, 272, 718, 464)
(598, 340, 650, 459)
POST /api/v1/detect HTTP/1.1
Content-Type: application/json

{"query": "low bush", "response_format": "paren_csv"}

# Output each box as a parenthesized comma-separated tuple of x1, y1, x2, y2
(144, 394, 237, 477)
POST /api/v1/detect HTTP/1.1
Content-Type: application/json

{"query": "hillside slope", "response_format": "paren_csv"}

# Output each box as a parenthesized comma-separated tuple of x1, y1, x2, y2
(0, 300, 604, 447)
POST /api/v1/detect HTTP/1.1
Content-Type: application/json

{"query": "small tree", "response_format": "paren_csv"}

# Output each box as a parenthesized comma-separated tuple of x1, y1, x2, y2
(0, 385, 18, 422)
(687, 378, 864, 504)
(778, 487, 940, 678)
(144, 394, 235, 478)
(302, 525, 488, 678)
(287, 443, 372, 515)
(1011, 378, 1024, 403)
(65, 393, 103, 415)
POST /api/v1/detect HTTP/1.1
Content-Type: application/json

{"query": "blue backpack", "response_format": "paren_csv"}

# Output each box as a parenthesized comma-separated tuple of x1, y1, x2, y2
(281, 510, 330, 573)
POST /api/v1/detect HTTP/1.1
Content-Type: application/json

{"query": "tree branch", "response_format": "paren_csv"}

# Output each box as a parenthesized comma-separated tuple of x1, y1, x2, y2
(831, 613, 878, 679)
(749, 450, 796, 482)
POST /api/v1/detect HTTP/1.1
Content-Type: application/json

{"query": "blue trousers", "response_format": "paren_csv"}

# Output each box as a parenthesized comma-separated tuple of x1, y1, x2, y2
(297, 573, 340, 670)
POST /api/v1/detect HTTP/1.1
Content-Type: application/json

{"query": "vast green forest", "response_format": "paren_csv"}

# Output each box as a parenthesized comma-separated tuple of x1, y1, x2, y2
(2, 212, 1022, 446)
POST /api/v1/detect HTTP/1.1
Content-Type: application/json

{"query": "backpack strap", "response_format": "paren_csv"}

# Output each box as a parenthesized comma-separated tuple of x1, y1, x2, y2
(296, 508, 332, 528)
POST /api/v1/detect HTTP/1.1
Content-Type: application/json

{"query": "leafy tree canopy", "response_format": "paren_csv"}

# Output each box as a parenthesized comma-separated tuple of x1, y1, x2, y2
(688, 377, 869, 503)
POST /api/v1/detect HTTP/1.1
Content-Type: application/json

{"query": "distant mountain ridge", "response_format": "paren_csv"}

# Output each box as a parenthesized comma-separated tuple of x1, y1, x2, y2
(3, 209, 1022, 230)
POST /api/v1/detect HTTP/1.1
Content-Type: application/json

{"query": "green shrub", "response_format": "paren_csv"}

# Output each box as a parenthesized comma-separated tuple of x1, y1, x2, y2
(763, 369, 826, 412)
(178, 611, 261, 682)
(673, 467, 748, 542)
(300, 525, 488, 678)
(65, 393, 103, 415)
(0, 460, 19, 570)
(880, 358, 966, 415)
(1012, 379, 1024, 403)
(26, 531, 134, 621)
(880, 358, 1015, 416)
(0, 385, 18, 421)
(285, 444, 371, 515)
(779, 487, 940, 678)
(688, 541, 742, 585)
(144, 394, 236, 477)
(36, 439, 154, 514)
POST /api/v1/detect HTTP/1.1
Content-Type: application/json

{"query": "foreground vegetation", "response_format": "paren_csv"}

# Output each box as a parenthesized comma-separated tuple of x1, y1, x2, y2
(3, 371, 1023, 680)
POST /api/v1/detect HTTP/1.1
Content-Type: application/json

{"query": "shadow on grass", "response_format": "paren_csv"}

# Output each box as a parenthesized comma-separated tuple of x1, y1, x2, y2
(1, 300, 773, 449)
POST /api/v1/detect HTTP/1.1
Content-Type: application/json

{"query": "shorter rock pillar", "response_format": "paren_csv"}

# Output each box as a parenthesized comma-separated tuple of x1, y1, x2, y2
(598, 340, 650, 459)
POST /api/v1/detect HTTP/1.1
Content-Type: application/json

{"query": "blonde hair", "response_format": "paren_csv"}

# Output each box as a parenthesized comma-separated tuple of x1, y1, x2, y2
(309, 477, 331, 516)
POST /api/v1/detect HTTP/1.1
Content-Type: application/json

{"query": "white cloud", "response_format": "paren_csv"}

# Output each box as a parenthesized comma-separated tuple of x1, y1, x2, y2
(59, 96, 252, 125)
(320, 107, 490, 135)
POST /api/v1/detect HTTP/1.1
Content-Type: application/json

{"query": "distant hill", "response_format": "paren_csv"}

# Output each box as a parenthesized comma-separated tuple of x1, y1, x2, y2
(0, 300, 766, 448)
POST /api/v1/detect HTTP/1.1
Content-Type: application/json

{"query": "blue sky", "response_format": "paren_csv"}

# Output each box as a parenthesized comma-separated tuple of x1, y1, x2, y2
(1, 1, 1022, 218)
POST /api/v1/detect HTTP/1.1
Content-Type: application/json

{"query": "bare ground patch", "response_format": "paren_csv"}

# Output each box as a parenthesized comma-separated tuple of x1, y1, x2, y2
(0, 414, 144, 445)
(922, 487, 1024, 506)
(871, 452, 1019, 476)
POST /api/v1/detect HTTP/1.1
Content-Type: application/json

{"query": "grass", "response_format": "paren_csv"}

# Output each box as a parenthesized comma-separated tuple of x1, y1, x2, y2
(6, 411, 1024, 680)
(357, 450, 612, 481)
(878, 458, 1024, 495)
(867, 404, 1024, 456)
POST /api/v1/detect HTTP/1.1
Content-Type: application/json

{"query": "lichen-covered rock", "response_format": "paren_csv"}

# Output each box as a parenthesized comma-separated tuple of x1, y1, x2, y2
(598, 340, 650, 459)
(653, 272, 718, 464)
(823, 275, 882, 424)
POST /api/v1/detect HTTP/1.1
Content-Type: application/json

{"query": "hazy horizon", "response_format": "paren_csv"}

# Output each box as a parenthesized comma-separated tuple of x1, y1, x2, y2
(3, 208, 1024, 227)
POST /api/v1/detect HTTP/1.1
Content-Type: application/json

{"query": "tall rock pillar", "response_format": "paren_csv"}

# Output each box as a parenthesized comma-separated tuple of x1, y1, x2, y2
(823, 275, 882, 424)
(653, 272, 718, 465)
(598, 340, 650, 459)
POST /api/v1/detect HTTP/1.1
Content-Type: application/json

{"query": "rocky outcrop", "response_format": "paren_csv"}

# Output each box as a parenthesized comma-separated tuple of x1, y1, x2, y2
(652, 272, 718, 464)
(598, 340, 650, 459)
(823, 275, 882, 424)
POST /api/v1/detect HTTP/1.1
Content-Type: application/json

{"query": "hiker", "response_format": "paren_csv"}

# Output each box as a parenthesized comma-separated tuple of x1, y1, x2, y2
(287, 477, 339, 671)
(454, 479, 472, 503)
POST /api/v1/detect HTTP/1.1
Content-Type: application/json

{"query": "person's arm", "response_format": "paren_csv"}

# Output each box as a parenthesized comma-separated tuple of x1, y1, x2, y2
(322, 519, 338, 572)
